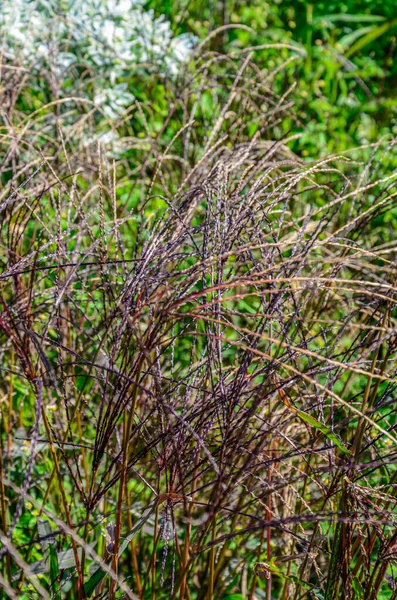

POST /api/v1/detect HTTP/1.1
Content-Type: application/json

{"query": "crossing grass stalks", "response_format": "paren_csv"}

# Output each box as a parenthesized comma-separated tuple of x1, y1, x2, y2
(1, 35, 397, 600)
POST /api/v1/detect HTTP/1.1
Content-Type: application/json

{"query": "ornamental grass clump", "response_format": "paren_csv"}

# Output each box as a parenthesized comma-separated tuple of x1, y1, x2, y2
(1, 24, 397, 600)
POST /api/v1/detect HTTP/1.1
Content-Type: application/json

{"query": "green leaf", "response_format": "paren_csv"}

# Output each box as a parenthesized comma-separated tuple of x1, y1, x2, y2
(314, 14, 386, 24)
(84, 500, 157, 597)
(83, 565, 106, 597)
(118, 500, 157, 556)
(351, 576, 364, 598)
(49, 545, 61, 600)
(345, 20, 397, 58)
(296, 410, 350, 455)
(339, 26, 374, 49)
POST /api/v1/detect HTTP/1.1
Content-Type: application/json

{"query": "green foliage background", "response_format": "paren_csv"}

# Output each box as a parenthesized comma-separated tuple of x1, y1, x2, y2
(147, 0, 397, 234)
(148, 0, 397, 152)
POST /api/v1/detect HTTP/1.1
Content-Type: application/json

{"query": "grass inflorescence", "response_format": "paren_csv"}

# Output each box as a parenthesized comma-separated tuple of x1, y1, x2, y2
(1, 27, 397, 600)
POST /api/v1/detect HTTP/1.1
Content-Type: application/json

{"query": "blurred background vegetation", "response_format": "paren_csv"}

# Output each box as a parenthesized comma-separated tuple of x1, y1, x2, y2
(153, 0, 397, 156)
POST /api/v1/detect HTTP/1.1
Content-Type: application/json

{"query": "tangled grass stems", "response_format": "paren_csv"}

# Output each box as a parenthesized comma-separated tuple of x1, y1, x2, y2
(2, 34, 397, 600)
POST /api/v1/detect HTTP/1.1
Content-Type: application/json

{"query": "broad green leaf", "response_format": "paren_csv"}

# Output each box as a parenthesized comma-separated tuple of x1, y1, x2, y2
(296, 410, 350, 455)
